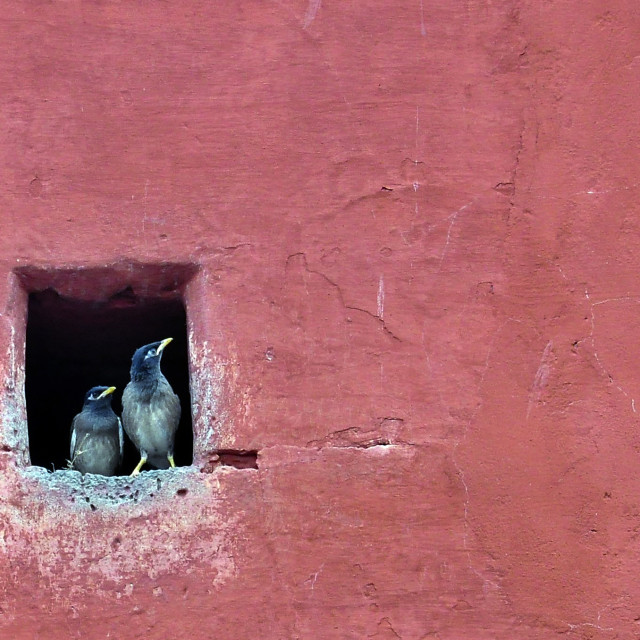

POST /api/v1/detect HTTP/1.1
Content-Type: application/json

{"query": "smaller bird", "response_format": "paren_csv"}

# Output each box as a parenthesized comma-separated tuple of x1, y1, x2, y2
(69, 386, 122, 476)
(122, 338, 181, 476)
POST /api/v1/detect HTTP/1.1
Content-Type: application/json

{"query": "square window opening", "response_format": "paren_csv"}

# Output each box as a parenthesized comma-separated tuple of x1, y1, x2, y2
(24, 282, 194, 476)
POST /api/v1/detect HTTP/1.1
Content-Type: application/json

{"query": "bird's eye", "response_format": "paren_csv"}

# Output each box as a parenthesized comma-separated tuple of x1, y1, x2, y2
(145, 349, 157, 359)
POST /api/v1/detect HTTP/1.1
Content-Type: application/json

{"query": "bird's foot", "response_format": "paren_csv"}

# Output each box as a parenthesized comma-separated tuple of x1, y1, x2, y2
(168, 454, 176, 468)
(130, 456, 147, 477)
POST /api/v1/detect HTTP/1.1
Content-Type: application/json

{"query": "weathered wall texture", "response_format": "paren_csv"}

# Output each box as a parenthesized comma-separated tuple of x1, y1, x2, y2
(0, 1, 638, 637)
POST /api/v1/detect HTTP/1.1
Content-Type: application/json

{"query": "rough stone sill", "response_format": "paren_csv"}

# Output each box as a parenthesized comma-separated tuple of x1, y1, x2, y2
(21, 465, 209, 510)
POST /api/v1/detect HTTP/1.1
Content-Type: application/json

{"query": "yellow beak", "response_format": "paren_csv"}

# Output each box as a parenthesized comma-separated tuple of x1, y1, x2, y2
(157, 337, 173, 353)
(98, 386, 116, 399)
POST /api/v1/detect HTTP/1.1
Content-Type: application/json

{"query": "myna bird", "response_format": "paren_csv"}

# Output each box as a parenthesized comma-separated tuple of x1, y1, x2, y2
(70, 386, 122, 476)
(122, 338, 181, 476)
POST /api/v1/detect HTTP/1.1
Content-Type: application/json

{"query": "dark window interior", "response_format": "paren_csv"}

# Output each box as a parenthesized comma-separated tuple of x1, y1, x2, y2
(26, 288, 193, 474)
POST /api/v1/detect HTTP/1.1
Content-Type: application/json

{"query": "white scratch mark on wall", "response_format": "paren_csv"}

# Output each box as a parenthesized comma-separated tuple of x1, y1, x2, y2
(564, 601, 619, 635)
(305, 563, 325, 594)
(419, 0, 426, 36)
(438, 202, 472, 271)
(377, 275, 385, 319)
(532, 184, 640, 202)
(415, 105, 420, 162)
(527, 341, 553, 419)
(565, 621, 614, 633)
(303, 0, 321, 28)
(589, 297, 638, 413)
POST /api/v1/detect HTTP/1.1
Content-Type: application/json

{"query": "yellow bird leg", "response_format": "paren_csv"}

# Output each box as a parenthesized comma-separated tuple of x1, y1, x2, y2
(130, 456, 147, 477)
(168, 454, 176, 468)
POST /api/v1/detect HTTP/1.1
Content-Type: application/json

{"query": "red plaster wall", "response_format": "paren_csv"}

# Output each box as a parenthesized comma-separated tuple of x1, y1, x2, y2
(0, 1, 638, 638)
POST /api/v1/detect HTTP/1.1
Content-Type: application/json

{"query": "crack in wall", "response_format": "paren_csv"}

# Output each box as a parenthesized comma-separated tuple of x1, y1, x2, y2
(286, 252, 401, 341)
(588, 295, 639, 414)
(449, 318, 523, 606)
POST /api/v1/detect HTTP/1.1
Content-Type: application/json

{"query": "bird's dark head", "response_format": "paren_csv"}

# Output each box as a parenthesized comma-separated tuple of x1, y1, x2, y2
(130, 338, 173, 381)
(83, 386, 116, 409)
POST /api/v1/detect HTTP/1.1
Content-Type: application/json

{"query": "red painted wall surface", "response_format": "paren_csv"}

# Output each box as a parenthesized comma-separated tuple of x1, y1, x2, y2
(0, 1, 638, 638)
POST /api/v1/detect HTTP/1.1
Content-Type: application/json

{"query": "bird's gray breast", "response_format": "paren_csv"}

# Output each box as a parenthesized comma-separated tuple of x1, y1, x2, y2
(122, 377, 181, 457)
(71, 412, 121, 475)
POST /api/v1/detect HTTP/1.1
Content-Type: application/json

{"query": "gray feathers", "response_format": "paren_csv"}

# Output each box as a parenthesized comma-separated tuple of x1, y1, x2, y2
(70, 386, 121, 476)
(122, 339, 181, 473)
(122, 375, 181, 468)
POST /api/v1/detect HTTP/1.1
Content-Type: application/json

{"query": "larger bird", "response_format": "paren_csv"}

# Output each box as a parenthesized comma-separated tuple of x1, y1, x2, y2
(70, 386, 122, 476)
(122, 338, 181, 476)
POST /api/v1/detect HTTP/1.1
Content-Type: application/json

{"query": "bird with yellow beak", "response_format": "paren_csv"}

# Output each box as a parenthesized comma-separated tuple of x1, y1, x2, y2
(70, 385, 122, 476)
(122, 338, 181, 476)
